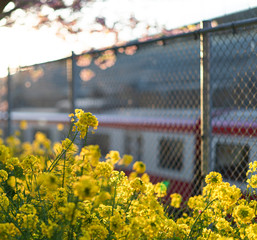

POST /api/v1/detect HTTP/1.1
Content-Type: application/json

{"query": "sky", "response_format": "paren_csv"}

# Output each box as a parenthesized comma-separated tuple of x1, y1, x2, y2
(0, 0, 257, 77)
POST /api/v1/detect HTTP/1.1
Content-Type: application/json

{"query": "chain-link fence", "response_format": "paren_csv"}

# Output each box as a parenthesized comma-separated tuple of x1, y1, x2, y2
(73, 35, 201, 202)
(1, 17, 257, 210)
(210, 21, 257, 190)
(11, 59, 69, 110)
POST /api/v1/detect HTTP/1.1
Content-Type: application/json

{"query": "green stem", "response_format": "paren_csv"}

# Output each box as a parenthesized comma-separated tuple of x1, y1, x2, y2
(25, 176, 31, 193)
(111, 179, 118, 216)
(62, 154, 66, 188)
(106, 178, 119, 240)
(67, 120, 75, 139)
(83, 126, 89, 147)
(186, 199, 216, 240)
(37, 189, 48, 224)
(14, 177, 23, 205)
(246, 172, 253, 202)
(0, 204, 26, 239)
(48, 131, 78, 172)
(125, 191, 140, 213)
(68, 197, 79, 240)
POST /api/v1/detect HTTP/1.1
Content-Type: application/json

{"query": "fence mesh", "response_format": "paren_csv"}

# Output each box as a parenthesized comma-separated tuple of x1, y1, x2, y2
(11, 59, 69, 110)
(211, 23, 257, 189)
(75, 36, 202, 202)
(1, 17, 257, 214)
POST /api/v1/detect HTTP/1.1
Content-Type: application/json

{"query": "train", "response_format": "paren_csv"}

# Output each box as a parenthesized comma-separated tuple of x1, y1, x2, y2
(1, 107, 256, 200)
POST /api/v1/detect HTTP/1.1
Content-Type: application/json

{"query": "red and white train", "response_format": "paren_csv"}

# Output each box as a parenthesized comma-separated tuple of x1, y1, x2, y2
(2, 108, 256, 200)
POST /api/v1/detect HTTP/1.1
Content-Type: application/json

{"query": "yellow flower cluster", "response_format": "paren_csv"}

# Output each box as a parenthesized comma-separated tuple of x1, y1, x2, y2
(170, 193, 182, 208)
(1, 109, 257, 239)
(0, 169, 8, 183)
(69, 109, 98, 138)
(19, 120, 28, 130)
(132, 161, 146, 174)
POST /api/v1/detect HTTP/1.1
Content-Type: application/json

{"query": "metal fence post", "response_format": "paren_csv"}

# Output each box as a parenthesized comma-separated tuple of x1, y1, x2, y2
(7, 67, 11, 136)
(67, 51, 76, 113)
(200, 21, 212, 190)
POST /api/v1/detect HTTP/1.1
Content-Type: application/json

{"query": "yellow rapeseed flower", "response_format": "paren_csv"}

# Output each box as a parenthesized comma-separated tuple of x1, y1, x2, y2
(110, 213, 124, 233)
(73, 175, 99, 200)
(130, 177, 146, 192)
(57, 123, 64, 131)
(6, 136, 21, 149)
(215, 217, 232, 232)
(7, 176, 15, 188)
(133, 161, 146, 174)
(188, 195, 205, 211)
(14, 130, 20, 136)
(233, 204, 255, 224)
(119, 154, 133, 166)
(37, 173, 59, 191)
(6, 157, 20, 171)
(154, 182, 167, 198)
(106, 150, 120, 165)
(61, 138, 78, 156)
(0, 170, 8, 183)
(53, 142, 62, 156)
(71, 109, 98, 139)
(0, 193, 9, 211)
(19, 120, 28, 130)
(20, 155, 41, 173)
(205, 171, 223, 185)
(248, 161, 257, 176)
(87, 224, 109, 240)
(59, 202, 76, 222)
(21, 142, 33, 155)
(129, 171, 138, 180)
(211, 183, 242, 209)
(0, 145, 11, 164)
(16, 213, 39, 230)
(33, 132, 51, 154)
(53, 188, 68, 207)
(217, 237, 234, 240)
(247, 175, 257, 188)
(94, 162, 113, 178)
(246, 223, 257, 239)
(94, 191, 111, 206)
(82, 145, 101, 167)
(97, 204, 112, 219)
(141, 173, 150, 183)
(170, 193, 182, 208)
(19, 204, 37, 215)
(0, 223, 20, 239)
(41, 221, 59, 239)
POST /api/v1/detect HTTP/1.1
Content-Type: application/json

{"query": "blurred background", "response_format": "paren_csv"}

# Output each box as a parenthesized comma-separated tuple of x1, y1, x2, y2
(0, 0, 257, 204)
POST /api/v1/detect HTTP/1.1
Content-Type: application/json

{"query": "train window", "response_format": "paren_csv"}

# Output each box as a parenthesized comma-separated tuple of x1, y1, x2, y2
(86, 134, 110, 157)
(124, 134, 142, 162)
(215, 143, 249, 182)
(159, 138, 183, 171)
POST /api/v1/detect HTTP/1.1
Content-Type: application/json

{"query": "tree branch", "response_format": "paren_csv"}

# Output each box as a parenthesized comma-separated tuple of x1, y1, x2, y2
(0, 1, 35, 22)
